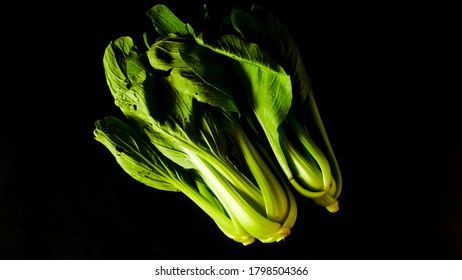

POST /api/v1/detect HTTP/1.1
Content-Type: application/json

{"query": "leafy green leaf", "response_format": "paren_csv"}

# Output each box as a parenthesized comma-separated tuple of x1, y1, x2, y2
(194, 33, 283, 73)
(146, 4, 191, 36)
(230, 4, 313, 109)
(103, 36, 157, 126)
(94, 116, 258, 242)
(148, 36, 239, 113)
(94, 116, 182, 192)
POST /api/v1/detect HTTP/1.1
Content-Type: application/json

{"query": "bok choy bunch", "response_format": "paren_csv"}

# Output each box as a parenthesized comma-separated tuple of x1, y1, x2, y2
(94, 2, 341, 245)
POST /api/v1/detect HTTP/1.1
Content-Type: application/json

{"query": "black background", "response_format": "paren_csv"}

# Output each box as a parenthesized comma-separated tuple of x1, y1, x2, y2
(2, 0, 460, 259)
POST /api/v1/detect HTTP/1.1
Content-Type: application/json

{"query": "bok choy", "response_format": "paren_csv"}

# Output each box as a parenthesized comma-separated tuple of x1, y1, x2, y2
(94, 2, 341, 245)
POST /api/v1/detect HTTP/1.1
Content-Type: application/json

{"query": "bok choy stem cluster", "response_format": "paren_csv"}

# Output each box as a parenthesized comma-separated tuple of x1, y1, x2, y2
(94, 2, 342, 245)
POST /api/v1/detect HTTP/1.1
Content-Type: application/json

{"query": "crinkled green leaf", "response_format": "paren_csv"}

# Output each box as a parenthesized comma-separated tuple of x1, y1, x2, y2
(194, 33, 283, 73)
(147, 36, 192, 71)
(103, 36, 196, 169)
(103, 36, 156, 126)
(146, 4, 191, 36)
(230, 5, 312, 109)
(148, 36, 239, 113)
(179, 44, 239, 113)
(94, 116, 182, 192)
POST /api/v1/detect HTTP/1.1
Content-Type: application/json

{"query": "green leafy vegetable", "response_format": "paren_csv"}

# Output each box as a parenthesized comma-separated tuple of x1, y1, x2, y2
(94, 116, 255, 244)
(94, 2, 342, 245)
(226, 4, 342, 210)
